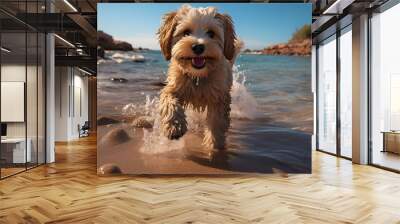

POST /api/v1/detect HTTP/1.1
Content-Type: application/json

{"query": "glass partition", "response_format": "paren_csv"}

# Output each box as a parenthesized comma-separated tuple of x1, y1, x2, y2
(1, 31, 28, 177)
(0, 1, 46, 179)
(317, 35, 337, 154)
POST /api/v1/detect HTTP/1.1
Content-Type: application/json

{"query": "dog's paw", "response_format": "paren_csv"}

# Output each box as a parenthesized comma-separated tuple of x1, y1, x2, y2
(163, 120, 187, 140)
(203, 130, 226, 150)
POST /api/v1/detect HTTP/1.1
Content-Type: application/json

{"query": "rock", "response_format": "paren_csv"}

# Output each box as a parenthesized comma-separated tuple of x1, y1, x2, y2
(97, 116, 120, 126)
(113, 41, 134, 51)
(98, 30, 133, 51)
(110, 77, 128, 83)
(131, 54, 145, 62)
(150, 81, 166, 87)
(243, 48, 252, 53)
(98, 163, 122, 175)
(137, 47, 150, 51)
(101, 128, 131, 145)
(132, 116, 154, 129)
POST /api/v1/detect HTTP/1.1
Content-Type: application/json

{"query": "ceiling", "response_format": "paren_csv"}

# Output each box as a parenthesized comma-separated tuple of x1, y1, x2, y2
(311, 0, 391, 42)
(1, 0, 393, 74)
(1, 0, 98, 74)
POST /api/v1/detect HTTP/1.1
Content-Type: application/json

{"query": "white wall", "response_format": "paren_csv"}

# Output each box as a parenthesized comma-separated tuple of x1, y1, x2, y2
(1, 63, 46, 164)
(72, 73, 89, 138)
(1, 65, 41, 139)
(55, 66, 70, 141)
(1, 65, 26, 138)
(54, 67, 89, 141)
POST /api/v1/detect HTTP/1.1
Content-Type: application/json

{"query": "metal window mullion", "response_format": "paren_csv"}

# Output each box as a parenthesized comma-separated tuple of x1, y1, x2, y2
(36, 0, 39, 167)
(336, 27, 341, 157)
(367, 11, 373, 165)
(44, 31, 47, 164)
(25, 0, 28, 171)
(316, 44, 320, 150)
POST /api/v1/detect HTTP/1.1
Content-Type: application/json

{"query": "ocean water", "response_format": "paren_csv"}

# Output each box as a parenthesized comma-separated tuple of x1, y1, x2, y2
(98, 50, 312, 173)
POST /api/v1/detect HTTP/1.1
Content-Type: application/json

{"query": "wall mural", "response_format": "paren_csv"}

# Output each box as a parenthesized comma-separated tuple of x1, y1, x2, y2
(97, 3, 312, 174)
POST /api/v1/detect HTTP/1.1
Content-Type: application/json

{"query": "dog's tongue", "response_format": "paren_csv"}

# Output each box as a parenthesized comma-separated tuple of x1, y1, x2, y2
(192, 57, 205, 68)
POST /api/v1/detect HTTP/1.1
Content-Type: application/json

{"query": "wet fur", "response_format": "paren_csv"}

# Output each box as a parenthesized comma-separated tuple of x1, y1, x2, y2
(158, 5, 241, 149)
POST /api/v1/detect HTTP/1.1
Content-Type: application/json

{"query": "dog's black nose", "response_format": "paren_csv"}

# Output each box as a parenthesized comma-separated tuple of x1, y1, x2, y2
(192, 44, 205, 55)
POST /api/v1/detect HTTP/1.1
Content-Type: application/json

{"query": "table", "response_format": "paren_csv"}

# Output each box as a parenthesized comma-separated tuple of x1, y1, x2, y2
(382, 131, 400, 154)
(1, 138, 31, 163)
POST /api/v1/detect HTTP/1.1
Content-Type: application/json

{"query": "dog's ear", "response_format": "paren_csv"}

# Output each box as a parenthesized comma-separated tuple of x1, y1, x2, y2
(157, 12, 177, 60)
(216, 13, 236, 60)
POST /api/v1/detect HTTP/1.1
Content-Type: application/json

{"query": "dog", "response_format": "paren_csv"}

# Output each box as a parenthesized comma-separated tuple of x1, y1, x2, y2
(157, 4, 241, 150)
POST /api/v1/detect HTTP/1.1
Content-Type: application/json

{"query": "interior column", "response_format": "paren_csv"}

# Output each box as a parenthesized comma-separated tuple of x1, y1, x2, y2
(352, 14, 369, 164)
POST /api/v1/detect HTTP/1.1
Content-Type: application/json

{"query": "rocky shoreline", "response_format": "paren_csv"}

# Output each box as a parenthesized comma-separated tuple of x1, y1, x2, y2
(97, 31, 150, 58)
(98, 31, 133, 51)
(262, 39, 311, 56)
(243, 39, 311, 56)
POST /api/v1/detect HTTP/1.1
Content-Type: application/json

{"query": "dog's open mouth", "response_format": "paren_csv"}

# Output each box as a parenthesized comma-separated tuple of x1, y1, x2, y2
(180, 56, 212, 69)
(191, 57, 206, 69)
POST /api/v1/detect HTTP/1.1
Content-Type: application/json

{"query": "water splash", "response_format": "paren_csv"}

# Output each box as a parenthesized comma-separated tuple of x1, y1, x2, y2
(122, 65, 260, 154)
(139, 97, 204, 155)
(141, 111, 186, 154)
(230, 66, 262, 120)
(122, 103, 138, 116)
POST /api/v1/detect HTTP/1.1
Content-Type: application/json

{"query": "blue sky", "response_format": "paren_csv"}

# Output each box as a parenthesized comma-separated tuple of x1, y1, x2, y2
(98, 3, 311, 50)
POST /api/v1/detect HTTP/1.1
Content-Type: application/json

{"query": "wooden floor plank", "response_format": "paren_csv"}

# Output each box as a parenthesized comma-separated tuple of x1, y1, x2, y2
(0, 135, 399, 223)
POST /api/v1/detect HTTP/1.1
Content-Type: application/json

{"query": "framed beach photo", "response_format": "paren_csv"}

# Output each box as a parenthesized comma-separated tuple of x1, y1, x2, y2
(97, 3, 312, 175)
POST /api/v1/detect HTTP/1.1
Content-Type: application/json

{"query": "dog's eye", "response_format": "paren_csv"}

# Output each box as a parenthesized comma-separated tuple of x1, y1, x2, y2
(206, 30, 215, 38)
(183, 29, 191, 37)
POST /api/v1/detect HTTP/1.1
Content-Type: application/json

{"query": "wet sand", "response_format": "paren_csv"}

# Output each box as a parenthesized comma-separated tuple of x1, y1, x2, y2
(97, 119, 311, 175)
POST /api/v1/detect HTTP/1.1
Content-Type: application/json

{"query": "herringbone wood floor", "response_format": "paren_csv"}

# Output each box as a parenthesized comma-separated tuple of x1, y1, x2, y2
(1, 135, 400, 224)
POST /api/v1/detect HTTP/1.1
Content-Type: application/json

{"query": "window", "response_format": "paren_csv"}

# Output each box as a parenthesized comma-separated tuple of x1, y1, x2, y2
(317, 35, 337, 154)
(370, 3, 400, 171)
(339, 26, 352, 158)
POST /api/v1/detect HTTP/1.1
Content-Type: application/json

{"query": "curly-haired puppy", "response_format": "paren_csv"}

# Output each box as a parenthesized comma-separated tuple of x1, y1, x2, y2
(157, 5, 241, 150)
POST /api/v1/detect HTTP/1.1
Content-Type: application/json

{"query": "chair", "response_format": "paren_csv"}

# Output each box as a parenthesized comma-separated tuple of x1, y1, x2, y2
(79, 121, 90, 138)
